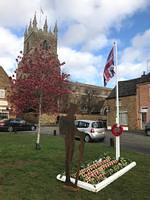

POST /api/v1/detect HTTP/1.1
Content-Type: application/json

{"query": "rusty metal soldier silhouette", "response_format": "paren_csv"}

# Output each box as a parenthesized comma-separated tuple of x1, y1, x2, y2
(59, 103, 84, 188)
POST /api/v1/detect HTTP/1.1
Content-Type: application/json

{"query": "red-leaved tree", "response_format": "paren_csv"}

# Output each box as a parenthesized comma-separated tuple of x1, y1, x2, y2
(10, 43, 70, 149)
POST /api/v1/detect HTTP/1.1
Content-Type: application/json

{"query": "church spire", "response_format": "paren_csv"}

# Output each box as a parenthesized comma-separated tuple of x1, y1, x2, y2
(24, 14, 58, 55)
(43, 17, 48, 32)
(33, 12, 37, 28)
(28, 19, 32, 32)
(24, 26, 28, 38)
(53, 21, 58, 37)
(49, 26, 51, 33)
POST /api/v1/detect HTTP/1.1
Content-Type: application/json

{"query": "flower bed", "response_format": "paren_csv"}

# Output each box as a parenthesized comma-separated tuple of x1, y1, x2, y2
(71, 156, 131, 184)
(57, 155, 136, 192)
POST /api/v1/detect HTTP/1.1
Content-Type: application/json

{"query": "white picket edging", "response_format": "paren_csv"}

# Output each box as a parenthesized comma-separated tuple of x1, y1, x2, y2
(56, 161, 136, 192)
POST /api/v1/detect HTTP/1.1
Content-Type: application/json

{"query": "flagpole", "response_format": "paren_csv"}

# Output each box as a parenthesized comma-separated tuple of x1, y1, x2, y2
(114, 42, 120, 160)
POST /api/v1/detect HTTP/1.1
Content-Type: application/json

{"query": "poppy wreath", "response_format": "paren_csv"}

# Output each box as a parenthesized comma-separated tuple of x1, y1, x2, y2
(111, 124, 123, 136)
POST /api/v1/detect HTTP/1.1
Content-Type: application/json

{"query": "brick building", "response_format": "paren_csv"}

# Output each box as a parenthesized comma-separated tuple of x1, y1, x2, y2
(0, 66, 11, 119)
(106, 73, 150, 131)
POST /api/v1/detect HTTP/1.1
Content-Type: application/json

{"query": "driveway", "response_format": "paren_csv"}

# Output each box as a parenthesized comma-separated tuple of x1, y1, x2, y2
(104, 131, 150, 154)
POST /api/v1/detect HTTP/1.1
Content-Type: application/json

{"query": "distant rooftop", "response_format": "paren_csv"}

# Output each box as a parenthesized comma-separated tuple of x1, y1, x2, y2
(107, 72, 150, 99)
(69, 81, 112, 90)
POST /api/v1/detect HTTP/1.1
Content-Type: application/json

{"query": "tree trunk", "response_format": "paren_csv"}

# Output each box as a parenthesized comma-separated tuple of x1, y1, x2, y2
(36, 94, 42, 150)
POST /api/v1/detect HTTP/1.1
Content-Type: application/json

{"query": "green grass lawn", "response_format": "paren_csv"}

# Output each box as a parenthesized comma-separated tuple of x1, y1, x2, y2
(0, 133, 150, 200)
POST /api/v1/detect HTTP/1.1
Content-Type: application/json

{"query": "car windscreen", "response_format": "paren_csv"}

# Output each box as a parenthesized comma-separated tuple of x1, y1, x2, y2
(92, 122, 104, 128)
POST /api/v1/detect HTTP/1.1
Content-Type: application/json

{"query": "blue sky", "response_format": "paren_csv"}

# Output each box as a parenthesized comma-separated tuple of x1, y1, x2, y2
(0, 0, 150, 88)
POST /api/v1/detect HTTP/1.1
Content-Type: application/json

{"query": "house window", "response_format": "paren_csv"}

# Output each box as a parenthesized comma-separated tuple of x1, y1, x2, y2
(119, 111, 128, 125)
(0, 89, 5, 98)
(0, 112, 8, 120)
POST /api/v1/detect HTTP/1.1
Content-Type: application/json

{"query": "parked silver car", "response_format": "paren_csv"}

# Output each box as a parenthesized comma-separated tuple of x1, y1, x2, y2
(75, 120, 106, 142)
(145, 122, 150, 136)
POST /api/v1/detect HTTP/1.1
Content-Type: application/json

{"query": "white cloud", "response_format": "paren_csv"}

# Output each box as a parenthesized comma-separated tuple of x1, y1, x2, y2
(1, 0, 149, 50)
(0, 27, 23, 75)
(58, 0, 150, 50)
(82, 34, 109, 51)
(60, 23, 88, 47)
(121, 29, 150, 64)
(58, 47, 103, 85)
(116, 29, 150, 84)
(0, 0, 37, 27)
(118, 62, 146, 80)
(0, 0, 150, 86)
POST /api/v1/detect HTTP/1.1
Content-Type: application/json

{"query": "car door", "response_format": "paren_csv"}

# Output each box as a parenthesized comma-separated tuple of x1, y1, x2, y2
(19, 120, 28, 131)
(12, 119, 26, 131)
(9, 120, 20, 131)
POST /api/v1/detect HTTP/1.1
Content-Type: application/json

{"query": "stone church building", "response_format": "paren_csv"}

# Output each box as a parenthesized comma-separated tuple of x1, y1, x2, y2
(2, 15, 149, 129)
(0, 14, 111, 123)
(21, 14, 111, 123)
(24, 15, 57, 56)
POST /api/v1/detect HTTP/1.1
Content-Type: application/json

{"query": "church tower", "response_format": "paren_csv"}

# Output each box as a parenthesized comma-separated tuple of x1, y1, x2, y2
(23, 13, 58, 55)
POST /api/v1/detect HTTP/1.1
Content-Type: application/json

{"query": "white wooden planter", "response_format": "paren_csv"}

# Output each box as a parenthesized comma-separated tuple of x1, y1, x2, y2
(56, 161, 136, 193)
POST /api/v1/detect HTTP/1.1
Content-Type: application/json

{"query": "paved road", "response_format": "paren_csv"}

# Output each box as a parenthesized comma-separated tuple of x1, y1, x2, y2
(104, 131, 150, 154)
(8, 126, 149, 154)
(38, 127, 150, 154)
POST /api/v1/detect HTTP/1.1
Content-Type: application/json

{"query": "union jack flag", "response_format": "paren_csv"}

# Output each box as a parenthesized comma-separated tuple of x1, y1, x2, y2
(103, 47, 115, 86)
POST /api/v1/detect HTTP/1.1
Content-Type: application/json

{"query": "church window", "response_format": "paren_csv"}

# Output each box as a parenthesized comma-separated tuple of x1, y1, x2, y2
(26, 42, 29, 52)
(43, 40, 49, 50)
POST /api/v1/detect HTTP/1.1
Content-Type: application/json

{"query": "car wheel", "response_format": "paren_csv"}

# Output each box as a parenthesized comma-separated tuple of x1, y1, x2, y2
(146, 130, 150, 136)
(84, 135, 91, 143)
(31, 126, 36, 131)
(8, 126, 13, 132)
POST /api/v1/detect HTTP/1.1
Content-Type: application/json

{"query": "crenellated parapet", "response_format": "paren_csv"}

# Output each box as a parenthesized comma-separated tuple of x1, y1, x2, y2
(24, 13, 58, 55)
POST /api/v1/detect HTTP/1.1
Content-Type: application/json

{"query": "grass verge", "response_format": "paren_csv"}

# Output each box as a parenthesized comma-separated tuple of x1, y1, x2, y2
(0, 133, 150, 200)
